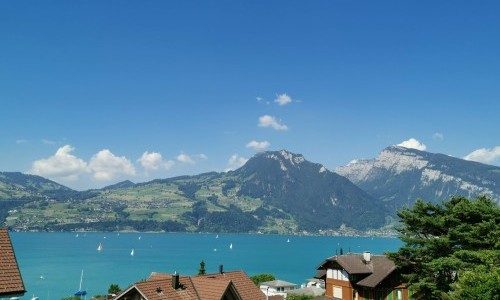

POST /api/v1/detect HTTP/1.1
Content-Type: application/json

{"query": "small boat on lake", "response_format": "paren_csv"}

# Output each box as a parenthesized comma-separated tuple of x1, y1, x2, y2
(130, 249, 134, 256)
(97, 243, 102, 251)
(74, 270, 87, 298)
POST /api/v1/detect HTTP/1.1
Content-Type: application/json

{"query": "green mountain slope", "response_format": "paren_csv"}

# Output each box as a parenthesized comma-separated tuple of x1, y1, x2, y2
(2, 151, 389, 233)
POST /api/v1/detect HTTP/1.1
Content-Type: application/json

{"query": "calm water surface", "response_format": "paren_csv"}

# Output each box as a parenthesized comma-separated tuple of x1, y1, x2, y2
(11, 232, 402, 299)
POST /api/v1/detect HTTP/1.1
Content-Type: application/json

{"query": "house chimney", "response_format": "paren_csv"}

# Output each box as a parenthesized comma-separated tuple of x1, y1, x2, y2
(172, 273, 180, 289)
(219, 264, 224, 274)
(363, 251, 371, 263)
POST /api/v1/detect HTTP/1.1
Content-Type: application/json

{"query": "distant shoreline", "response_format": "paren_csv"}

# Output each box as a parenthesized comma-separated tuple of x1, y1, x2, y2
(9, 228, 399, 238)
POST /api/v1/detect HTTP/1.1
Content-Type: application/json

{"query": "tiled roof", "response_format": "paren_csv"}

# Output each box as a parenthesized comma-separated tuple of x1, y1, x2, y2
(0, 228, 26, 296)
(317, 253, 397, 288)
(134, 275, 199, 300)
(197, 271, 266, 300)
(116, 270, 265, 300)
(190, 276, 233, 300)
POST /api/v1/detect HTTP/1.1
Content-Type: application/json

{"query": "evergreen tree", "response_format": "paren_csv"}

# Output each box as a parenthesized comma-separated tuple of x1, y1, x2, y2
(108, 284, 121, 295)
(387, 196, 500, 299)
(198, 260, 206, 275)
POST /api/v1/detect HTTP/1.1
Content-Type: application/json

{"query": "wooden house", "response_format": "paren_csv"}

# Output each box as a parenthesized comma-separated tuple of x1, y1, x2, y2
(316, 252, 411, 300)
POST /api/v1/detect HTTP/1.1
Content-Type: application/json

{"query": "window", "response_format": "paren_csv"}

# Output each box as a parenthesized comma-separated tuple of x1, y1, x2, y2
(397, 289, 403, 300)
(333, 286, 343, 298)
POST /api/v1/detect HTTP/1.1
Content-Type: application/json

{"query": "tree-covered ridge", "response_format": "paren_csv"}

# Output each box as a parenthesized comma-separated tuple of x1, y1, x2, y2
(3, 150, 390, 233)
(387, 196, 500, 299)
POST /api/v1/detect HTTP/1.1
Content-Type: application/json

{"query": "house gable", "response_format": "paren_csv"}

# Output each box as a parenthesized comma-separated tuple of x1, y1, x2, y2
(317, 253, 409, 300)
(0, 228, 26, 297)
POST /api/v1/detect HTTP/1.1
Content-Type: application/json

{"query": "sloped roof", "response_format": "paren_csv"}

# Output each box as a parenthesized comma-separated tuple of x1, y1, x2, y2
(190, 276, 234, 300)
(197, 271, 266, 300)
(116, 270, 265, 300)
(0, 228, 26, 296)
(260, 279, 297, 288)
(133, 274, 198, 300)
(317, 253, 397, 288)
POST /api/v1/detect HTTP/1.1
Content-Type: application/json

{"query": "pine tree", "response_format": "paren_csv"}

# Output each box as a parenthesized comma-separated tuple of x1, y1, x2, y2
(198, 260, 206, 275)
(387, 196, 500, 299)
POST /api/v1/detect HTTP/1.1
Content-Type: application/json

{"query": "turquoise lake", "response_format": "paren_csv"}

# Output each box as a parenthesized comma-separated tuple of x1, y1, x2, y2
(11, 232, 402, 300)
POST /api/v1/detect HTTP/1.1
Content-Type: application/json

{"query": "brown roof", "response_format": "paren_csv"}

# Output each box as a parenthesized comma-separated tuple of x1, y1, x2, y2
(134, 274, 199, 300)
(196, 271, 266, 300)
(116, 270, 265, 300)
(0, 228, 26, 296)
(317, 253, 397, 288)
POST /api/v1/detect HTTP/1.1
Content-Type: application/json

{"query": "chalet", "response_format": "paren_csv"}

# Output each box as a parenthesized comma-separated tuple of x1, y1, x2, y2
(316, 252, 411, 300)
(0, 228, 26, 298)
(114, 266, 266, 300)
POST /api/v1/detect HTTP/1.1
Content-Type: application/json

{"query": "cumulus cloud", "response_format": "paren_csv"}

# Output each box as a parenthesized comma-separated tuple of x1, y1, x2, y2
(433, 132, 444, 141)
(246, 140, 270, 151)
(258, 115, 288, 131)
(225, 154, 248, 171)
(274, 93, 292, 106)
(397, 138, 427, 151)
(176, 152, 208, 164)
(464, 146, 500, 164)
(177, 153, 195, 164)
(195, 153, 208, 160)
(137, 151, 174, 172)
(88, 149, 135, 181)
(30, 145, 88, 181)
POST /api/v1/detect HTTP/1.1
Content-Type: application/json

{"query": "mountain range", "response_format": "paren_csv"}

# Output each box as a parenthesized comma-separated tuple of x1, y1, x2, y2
(336, 146, 500, 213)
(1, 147, 498, 233)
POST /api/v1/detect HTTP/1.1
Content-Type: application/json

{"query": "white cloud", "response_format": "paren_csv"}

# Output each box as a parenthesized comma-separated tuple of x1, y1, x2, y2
(246, 140, 270, 151)
(89, 149, 135, 181)
(176, 152, 208, 164)
(195, 153, 208, 160)
(274, 93, 292, 106)
(225, 154, 248, 171)
(177, 153, 195, 164)
(30, 145, 88, 181)
(42, 139, 56, 145)
(16, 139, 28, 144)
(433, 132, 444, 141)
(464, 146, 500, 164)
(397, 138, 427, 151)
(137, 151, 174, 172)
(258, 115, 288, 131)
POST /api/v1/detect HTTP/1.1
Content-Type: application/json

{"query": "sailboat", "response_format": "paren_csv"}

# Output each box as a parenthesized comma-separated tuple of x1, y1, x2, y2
(97, 243, 102, 251)
(229, 243, 233, 250)
(74, 270, 87, 297)
(130, 249, 134, 256)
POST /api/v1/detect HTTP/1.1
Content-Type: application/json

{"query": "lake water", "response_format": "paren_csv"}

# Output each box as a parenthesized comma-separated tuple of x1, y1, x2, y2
(10, 232, 402, 300)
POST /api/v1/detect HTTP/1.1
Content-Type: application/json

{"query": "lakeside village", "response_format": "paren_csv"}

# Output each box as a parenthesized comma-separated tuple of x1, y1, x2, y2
(0, 228, 411, 300)
(2, 196, 499, 300)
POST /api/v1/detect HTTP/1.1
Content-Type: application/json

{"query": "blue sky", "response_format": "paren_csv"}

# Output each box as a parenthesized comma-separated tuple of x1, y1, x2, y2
(1, 1, 499, 190)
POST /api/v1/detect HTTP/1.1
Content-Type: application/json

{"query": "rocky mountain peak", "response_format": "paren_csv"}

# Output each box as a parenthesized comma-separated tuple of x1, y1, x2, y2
(336, 146, 500, 207)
